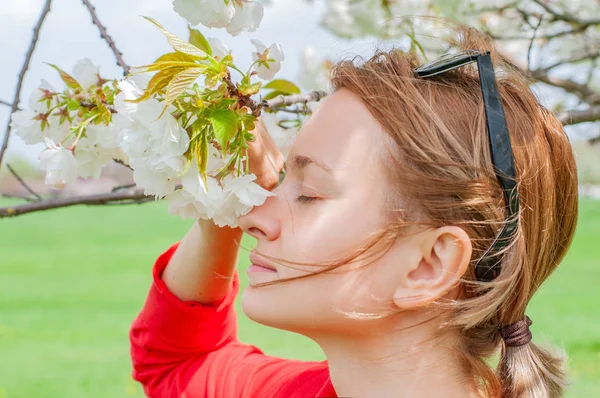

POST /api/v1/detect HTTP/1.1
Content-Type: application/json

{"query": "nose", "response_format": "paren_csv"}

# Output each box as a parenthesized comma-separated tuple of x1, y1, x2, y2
(238, 194, 282, 242)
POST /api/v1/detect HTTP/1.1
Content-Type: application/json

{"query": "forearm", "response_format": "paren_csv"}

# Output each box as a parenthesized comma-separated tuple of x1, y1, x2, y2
(161, 218, 243, 304)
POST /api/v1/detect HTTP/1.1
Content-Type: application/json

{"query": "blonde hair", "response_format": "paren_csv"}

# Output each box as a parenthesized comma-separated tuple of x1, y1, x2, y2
(250, 26, 578, 398)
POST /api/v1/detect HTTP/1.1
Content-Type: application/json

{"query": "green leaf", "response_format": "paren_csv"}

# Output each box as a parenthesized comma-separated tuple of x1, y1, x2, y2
(46, 63, 82, 90)
(263, 79, 301, 94)
(159, 67, 205, 118)
(188, 27, 212, 56)
(262, 90, 289, 101)
(209, 109, 238, 150)
(143, 16, 207, 59)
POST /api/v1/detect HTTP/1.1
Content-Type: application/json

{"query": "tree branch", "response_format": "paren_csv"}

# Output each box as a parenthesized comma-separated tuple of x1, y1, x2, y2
(558, 106, 600, 126)
(81, 0, 130, 75)
(542, 51, 600, 72)
(0, 0, 52, 169)
(530, 69, 600, 104)
(263, 91, 328, 109)
(0, 187, 152, 218)
(532, 0, 600, 26)
(6, 164, 42, 201)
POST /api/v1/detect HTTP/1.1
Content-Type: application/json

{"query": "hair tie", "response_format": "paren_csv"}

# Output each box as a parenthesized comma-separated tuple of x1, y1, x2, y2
(500, 316, 533, 347)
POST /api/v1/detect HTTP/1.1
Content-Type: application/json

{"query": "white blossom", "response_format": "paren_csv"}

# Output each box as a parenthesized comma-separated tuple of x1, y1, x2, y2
(173, 0, 235, 28)
(207, 37, 231, 59)
(46, 115, 73, 143)
(38, 138, 78, 189)
(11, 80, 58, 145)
(73, 58, 100, 89)
(173, 0, 264, 36)
(114, 77, 190, 197)
(167, 163, 225, 220)
(251, 39, 285, 80)
(10, 110, 44, 145)
(133, 166, 177, 197)
(74, 124, 118, 179)
(28, 79, 55, 112)
(167, 158, 274, 227)
(227, 1, 264, 36)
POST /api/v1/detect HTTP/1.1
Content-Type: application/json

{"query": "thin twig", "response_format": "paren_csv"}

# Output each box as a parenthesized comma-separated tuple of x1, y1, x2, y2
(81, 0, 130, 75)
(6, 164, 42, 201)
(0, 99, 16, 108)
(111, 183, 136, 192)
(532, 0, 600, 25)
(1, 194, 37, 202)
(112, 158, 133, 170)
(527, 15, 544, 70)
(0, 0, 53, 169)
(542, 51, 600, 72)
(0, 187, 151, 218)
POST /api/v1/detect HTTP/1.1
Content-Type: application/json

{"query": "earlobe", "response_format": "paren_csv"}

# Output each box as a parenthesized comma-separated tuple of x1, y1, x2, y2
(393, 226, 472, 310)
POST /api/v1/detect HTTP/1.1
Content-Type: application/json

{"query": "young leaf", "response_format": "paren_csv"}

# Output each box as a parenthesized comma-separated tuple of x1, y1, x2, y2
(160, 68, 205, 118)
(194, 125, 209, 185)
(263, 79, 301, 94)
(188, 27, 212, 56)
(46, 63, 82, 90)
(143, 16, 206, 59)
(209, 109, 238, 150)
(238, 82, 262, 96)
(136, 52, 201, 72)
(128, 67, 186, 103)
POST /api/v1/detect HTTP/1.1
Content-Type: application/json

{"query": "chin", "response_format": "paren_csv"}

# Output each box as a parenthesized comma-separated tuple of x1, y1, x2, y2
(241, 286, 306, 333)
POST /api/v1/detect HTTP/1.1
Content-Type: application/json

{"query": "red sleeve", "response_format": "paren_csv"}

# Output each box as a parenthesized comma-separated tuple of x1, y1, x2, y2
(130, 243, 334, 398)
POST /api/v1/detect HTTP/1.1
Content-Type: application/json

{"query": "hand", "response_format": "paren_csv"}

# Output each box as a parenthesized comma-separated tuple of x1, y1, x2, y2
(246, 117, 285, 191)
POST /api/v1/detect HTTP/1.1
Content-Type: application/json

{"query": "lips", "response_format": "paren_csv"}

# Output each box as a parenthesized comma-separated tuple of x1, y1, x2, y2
(249, 251, 277, 271)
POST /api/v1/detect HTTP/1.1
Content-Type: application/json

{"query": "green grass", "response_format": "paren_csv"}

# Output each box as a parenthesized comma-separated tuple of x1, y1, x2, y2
(0, 199, 598, 397)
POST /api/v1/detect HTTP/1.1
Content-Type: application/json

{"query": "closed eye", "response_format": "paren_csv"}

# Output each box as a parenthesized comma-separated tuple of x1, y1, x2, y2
(295, 195, 318, 204)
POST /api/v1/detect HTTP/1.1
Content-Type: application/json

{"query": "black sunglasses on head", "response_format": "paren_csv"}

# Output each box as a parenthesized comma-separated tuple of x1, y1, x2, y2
(415, 50, 519, 282)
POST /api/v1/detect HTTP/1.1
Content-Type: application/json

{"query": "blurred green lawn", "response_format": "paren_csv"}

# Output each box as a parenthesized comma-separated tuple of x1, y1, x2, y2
(0, 199, 598, 398)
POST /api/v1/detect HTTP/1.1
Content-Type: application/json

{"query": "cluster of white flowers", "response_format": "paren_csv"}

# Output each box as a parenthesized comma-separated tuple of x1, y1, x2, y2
(114, 74, 274, 227)
(10, 59, 121, 189)
(167, 147, 275, 227)
(9, 2, 294, 227)
(173, 0, 264, 36)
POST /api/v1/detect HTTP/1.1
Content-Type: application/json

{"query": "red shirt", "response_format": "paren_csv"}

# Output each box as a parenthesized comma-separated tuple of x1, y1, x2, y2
(130, 243, 338, 398)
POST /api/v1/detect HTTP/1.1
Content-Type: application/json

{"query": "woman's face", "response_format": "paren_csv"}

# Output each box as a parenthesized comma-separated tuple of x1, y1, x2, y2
(238, 89, 422, 337)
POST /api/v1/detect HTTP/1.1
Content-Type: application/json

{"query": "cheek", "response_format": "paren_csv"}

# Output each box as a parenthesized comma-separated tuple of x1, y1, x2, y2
(282, 196, 385, 269)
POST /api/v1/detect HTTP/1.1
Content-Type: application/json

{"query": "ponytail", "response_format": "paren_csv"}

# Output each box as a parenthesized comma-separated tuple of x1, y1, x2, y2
(496, 317, 567, 398)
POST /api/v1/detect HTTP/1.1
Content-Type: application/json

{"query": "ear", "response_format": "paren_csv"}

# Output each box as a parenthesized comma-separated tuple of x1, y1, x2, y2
(393, 226, 472, 309)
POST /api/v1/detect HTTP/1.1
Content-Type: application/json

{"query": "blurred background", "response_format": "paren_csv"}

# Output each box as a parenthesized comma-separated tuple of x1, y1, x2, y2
(1, 0, 599, 397)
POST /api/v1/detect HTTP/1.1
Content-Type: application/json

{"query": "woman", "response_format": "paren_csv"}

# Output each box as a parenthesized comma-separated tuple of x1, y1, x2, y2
(130, 27, 578, 398)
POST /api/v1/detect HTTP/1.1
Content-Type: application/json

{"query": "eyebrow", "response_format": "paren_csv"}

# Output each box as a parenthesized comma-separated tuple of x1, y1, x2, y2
(284, 155, 333, 174)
